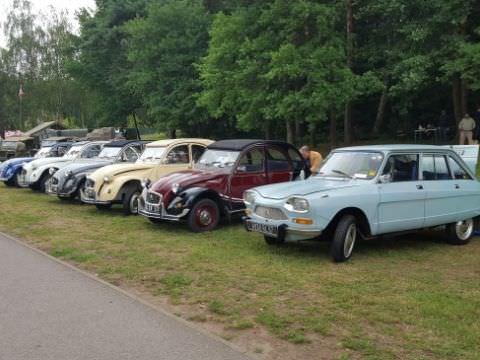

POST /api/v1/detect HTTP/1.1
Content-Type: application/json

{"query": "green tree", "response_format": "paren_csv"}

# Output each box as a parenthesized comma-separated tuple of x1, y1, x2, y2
(124, 0, 211, 137)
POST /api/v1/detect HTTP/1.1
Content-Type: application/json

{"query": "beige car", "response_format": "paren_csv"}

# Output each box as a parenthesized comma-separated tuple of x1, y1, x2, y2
(81, 138, 213, 214)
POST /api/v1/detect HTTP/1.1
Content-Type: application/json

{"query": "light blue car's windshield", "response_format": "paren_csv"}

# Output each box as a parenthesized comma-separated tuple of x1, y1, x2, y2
(317, 152, 384, 180)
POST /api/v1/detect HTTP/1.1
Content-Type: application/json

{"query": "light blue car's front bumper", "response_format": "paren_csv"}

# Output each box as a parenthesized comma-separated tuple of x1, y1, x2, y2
(244, 213, 324, 241)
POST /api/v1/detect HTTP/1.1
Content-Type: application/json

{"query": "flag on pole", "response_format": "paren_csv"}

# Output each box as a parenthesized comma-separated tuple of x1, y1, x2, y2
(18, 84, 25, 98)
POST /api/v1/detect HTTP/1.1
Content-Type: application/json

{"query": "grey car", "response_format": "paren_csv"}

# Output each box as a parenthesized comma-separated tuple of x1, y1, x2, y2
(47, 140, 148, 200)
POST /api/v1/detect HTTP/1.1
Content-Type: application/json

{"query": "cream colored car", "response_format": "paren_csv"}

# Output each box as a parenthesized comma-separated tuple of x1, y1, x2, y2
(81, 138, 213, 214)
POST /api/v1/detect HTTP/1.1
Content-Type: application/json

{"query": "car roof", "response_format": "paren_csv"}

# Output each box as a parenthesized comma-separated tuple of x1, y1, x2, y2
(103, 140, 150, 148)
(335, 144, 456, 153)
(208, 139, 293, 151)
(146, 138, 212, 147)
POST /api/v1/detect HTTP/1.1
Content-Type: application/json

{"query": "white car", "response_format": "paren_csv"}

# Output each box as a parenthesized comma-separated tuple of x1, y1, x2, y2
(20, 141, 107, 192)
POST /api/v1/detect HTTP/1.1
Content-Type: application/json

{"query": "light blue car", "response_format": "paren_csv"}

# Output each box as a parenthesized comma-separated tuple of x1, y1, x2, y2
(243, 145, 480, 262)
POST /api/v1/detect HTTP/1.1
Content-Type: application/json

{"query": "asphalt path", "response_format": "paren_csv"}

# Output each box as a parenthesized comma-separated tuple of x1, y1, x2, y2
(0, 232, 252, 360)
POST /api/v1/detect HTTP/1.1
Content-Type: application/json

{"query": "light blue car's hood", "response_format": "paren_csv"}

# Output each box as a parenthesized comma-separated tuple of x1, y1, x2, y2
(254, 178, 359, 200)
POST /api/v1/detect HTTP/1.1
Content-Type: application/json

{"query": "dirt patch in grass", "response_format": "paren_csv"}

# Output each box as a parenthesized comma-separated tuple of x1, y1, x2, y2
(1, 185, 480, 360)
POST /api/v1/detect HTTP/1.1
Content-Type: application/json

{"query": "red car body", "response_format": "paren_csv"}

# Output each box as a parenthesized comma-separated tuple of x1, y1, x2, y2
(138, 139, 309, 232)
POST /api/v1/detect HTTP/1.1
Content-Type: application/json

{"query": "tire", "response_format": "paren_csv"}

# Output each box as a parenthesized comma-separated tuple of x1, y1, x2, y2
(264, 235, 284, 246)
(149, 217, 162, 224)
(187, 198, 220, 232)
(38, 172, 51, 193)
(96, 203, 112, 210)
(122, 185, 142, 215)
(330, 214, 357, 263)
(4, 179, 15, 187)
(446, 218, 474, 245)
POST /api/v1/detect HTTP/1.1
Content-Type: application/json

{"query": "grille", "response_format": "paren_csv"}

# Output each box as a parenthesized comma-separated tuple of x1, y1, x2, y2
(51, 177, 59, 185)
(146, 191, 162, 204)
(254, 206, 288, 220)
(85, 178, 95, 188)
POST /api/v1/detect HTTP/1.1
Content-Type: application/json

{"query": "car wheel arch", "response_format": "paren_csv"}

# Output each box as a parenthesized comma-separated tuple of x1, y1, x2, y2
(182, 188, 226, 217)
(120, 180, 142, 200)
(325, 207, 372, 239)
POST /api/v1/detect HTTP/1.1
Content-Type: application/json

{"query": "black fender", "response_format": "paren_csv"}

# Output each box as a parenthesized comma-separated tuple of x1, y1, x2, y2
(166, 187, 225, 216)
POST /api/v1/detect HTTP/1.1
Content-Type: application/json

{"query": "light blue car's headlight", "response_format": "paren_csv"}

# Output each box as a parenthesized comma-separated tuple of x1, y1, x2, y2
(284, 197, 309, 213)
(243, 190, 256, 206)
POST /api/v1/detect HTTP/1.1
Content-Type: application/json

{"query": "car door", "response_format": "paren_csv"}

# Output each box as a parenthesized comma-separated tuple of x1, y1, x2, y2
(377, 153, 426, 234)
(155, 144, 191, 178)
(422, 154, 459, 227)
(447, 154, 480, 220)
(266, 145, 293, 183)
(229, 146, 266, 209)
(191, 144, 207, 165)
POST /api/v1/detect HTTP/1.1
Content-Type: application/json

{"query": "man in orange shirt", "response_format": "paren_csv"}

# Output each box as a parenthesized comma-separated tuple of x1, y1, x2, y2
(300, 146, 323, 175)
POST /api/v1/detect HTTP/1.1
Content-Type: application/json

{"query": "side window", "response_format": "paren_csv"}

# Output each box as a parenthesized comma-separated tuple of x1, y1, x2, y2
(191, 145, 206, 163)
(434, 155, 450, 180)
(83, 145, 102, 158)
(165, 145, 190, 164)
(237, 148, 264, 173)
(287, 147, 305, 171)
(123, 146, 140, 162)
(448, 156, 473, 180)
(266, 146, 291, 171)
(382, 154, 419, 182)
(57, 146, 68, 157)
(422, 155, 435, 180)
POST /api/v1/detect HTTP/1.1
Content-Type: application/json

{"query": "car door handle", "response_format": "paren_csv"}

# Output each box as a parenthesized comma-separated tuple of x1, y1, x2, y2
(455, 184, 460, 189)
(416, 184, 424, 190)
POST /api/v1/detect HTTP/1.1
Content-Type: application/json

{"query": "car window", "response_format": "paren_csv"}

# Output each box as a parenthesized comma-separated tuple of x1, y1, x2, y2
(192, 145, 206, 163)
(422, 154, 452, 180)
(237, 148, 264, 173)
(166, 145, 190, 164)
(448, 156, 473, 180)
(382, 154, 419, 182)
(287, 148, 305, 171)
(83, 144, 102, 158)
(122, 146, 140, 162)
(434, 155, 450, 180)
(266, 146, 291, 172)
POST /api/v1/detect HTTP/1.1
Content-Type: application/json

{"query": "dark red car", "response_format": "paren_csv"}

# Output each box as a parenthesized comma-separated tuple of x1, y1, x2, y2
(138, 139, 309, 232)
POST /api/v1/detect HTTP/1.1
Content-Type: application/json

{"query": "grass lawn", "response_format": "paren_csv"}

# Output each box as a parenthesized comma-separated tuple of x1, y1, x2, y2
(0, 165, 479, 359)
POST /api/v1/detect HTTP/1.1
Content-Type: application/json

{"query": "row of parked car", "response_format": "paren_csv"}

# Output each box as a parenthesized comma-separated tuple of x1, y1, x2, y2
(1, 137, 479, 262)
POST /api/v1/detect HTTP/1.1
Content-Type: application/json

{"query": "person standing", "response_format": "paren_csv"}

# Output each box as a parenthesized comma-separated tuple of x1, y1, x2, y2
(299, 146, 323, 175)
(438, 110, 449, 141)
(458, 113, 476, 145)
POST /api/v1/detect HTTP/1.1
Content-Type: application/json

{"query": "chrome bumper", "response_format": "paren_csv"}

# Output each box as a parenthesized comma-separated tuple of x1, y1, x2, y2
(80, 188, 111, 205)
(138, 202, 190, 221)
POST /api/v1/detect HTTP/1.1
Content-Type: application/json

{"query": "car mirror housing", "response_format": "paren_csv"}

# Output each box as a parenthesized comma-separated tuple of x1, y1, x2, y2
(378, 174, 392, 184)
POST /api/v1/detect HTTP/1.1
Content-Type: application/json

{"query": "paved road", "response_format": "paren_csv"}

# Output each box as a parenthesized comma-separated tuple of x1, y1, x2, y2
(0, 233, 252, 360)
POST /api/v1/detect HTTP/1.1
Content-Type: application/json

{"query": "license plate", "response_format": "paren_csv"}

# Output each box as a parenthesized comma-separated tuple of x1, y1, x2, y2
(146, 204, 160, 213)
(246, 220, 278, 237)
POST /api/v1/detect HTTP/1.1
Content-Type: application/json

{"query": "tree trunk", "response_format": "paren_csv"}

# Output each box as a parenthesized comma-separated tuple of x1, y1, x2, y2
(461, 79, 468, 115)
(452, 74, 462, 125)
(265, 122, 271, 140)
(286, 119, 294, 144)
(344, 0, 354, 145)
(373, 81, 389, 136)
(295, 118, 302, 145)
(169, 129, 177, 139)
(329, 111, 337, 148)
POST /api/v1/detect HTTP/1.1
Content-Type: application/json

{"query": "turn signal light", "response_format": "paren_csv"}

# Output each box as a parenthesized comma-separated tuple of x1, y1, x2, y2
(293, 218, 313, 225)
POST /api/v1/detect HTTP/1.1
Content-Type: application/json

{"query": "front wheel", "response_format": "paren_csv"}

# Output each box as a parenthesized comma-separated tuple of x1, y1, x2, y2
(38, 172, 51, 193)
(187, 198, 220, 232)
(330, 214, 357, 262)
(122, 186, 142, 215)
(446, 219, 474, 245)
(264, 235, 284, 246)
(95, 203, 112, 211)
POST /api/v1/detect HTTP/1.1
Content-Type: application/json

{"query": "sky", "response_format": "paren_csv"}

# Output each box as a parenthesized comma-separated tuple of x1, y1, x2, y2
(0, 0, 96, 47)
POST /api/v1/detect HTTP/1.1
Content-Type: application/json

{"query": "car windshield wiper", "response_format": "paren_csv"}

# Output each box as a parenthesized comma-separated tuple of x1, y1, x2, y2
(331, 169, 354, 179)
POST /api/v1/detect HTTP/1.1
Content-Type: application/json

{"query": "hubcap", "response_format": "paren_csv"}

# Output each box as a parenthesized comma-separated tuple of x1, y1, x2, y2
(130, 193, 140, 214)
(343, 223, 357, 258)
(198, 209, 212, 226)
(455, 219, 474, 240)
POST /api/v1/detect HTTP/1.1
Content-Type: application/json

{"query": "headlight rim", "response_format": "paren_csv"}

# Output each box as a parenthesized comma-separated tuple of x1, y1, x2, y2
(284, 197, 310, 213)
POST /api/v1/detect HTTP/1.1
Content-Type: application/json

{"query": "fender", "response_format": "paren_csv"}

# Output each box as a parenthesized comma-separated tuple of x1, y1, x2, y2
(166, 187, 225, 216)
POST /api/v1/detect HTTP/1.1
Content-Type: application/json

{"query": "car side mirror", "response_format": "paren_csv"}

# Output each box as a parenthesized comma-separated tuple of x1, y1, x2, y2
(236, 165, 247, 173)
(378, 174, 392, 184)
